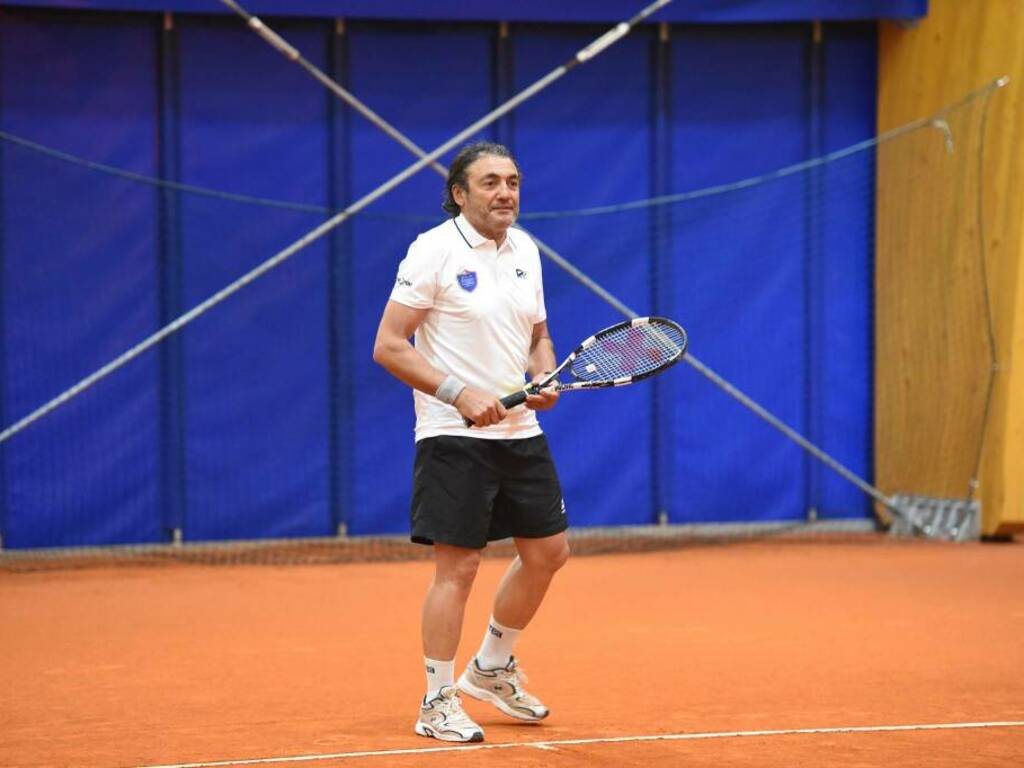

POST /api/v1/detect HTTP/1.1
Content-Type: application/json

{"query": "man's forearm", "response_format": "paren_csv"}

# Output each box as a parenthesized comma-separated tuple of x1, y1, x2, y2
(373, 338, 448, 397)
(527, 335, 557, 379)
(373, 335, 506, 424)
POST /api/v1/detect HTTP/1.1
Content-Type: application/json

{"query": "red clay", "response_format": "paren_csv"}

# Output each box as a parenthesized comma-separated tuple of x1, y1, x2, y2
(2, 539, 1023, 767)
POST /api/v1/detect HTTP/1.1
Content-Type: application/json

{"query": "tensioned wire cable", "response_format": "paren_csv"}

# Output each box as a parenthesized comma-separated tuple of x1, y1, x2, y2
(218, 0, 925, 519)
(520, 77, 1009, 220)
(0, 0, 674, 447)
(0, 78, 1006, 223)
(0, 129, 335, 217)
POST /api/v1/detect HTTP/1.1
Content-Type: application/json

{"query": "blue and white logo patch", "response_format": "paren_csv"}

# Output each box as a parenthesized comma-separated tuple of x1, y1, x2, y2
(457, 269, 478, 292)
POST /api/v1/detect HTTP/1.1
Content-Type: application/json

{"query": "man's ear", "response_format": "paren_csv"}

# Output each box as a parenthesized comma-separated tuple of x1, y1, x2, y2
(451, 184, 466, 207)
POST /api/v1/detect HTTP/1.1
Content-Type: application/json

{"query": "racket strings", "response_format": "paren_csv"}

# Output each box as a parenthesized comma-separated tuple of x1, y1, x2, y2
(570, 321, 685, 382)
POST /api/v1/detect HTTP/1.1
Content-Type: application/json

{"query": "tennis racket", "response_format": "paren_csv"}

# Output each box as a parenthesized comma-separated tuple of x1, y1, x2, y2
(465, 316, 687, 426)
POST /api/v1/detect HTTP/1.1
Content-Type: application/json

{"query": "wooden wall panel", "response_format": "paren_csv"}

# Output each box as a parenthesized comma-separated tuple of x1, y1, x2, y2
(877, 0, 1024, 535)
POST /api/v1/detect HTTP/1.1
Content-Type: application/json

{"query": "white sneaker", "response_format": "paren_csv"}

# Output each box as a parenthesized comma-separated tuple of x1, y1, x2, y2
(457, 656, 549, 721)
(414, 685, 485, 742)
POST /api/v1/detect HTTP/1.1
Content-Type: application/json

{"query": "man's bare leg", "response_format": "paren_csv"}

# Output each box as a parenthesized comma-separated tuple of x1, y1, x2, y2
(492, 531, 570, 631)
(422, 543, 482, 660)
(456, 532, 569, 721)
(416, 543, 485, 742)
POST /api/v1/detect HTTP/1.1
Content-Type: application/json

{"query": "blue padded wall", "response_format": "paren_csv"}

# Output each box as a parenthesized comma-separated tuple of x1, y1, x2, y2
(0, 12, 163, 546)
(346, 23, 494, 535)
(0, 9, 878, 547)
(817, 23, 876, 518)
(512, 27, 657, 526)
(175, 19, 332, 540)
(663, 26, 812, 523)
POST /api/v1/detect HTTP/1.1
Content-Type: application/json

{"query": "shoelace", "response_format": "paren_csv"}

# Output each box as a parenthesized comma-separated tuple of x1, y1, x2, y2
(498, 666, 539, 703)
(438, 691, 477, 726)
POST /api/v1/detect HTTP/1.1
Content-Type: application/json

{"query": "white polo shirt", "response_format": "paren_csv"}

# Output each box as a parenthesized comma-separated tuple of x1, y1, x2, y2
(389, 213, 547, 442)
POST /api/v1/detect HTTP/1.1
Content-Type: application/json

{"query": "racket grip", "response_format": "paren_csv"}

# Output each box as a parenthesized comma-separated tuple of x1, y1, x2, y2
(463, 387, 534, 428)
(500, 389, 530, 409)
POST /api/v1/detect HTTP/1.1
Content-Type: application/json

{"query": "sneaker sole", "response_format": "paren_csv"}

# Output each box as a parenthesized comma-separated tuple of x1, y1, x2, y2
(456, 675, 548, 722)
(414, 720, 484, 743)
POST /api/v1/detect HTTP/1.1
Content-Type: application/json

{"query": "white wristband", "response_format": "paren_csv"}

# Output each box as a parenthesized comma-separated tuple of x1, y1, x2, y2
(435, 374, 466, 405)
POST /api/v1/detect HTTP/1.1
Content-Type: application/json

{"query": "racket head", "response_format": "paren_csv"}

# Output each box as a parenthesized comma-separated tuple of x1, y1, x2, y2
(564, 316, 687, 387)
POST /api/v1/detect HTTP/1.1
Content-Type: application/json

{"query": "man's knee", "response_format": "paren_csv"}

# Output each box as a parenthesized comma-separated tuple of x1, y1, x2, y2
(548, 538, 570, 572)
(519, 535, 570, 574)
(435, 547, 483, 592)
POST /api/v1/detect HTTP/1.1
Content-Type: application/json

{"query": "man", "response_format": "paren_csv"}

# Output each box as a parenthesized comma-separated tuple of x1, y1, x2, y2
(373, 141, 570, 743)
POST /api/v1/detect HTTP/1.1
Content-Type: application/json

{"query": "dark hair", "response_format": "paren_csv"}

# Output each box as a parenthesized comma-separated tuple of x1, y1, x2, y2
(442, 141, 520, 216)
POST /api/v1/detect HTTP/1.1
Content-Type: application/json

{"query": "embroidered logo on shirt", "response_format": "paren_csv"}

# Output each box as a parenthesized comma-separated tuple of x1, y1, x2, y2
(515, 268, 528, 279)
(395, 275, 412, 288)
(457, 269, 478, 292)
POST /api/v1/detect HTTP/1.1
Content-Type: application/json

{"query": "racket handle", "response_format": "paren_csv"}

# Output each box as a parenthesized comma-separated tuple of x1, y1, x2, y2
(500, 389, 530, 409)
(463, 386, 535, 427)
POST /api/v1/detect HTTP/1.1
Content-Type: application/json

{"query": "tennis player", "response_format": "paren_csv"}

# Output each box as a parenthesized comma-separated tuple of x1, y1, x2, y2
(373, 142, 570, 743)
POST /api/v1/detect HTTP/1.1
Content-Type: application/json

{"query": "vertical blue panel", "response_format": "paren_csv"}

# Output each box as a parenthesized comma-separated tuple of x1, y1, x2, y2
(664, 25, 809, 523)
(177, 19, 330, 540)
(0, 11, 162, 546)
(513, 27, 655, 526)
(347, 23, 494, 536)
(651, 26, 673, 521)
(157, 15, 186, 538)
(493, 23, 515, 148)
(0, 18, 8, 545)
(327, 23, 353, 536)
(819, 22, 876, 517)
(804, 22, 825, 517)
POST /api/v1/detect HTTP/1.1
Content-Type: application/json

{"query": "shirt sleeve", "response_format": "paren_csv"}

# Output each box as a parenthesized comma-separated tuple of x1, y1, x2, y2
(389, 237, 438, 309)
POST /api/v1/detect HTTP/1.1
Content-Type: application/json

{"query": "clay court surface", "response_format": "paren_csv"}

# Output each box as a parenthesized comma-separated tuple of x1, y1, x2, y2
(3, 539, 1023, 767)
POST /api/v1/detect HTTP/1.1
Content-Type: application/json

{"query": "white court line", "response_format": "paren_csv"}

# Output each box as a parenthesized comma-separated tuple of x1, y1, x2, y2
(135, 720, 1024, 767)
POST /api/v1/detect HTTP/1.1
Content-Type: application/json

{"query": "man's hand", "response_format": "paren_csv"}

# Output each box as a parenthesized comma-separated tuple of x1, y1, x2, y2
(525, 372, 559, 412)
(456, 386, 507, 427)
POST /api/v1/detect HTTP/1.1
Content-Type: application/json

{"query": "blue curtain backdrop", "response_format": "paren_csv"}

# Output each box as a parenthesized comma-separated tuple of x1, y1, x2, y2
(0, 12, 163, 547)
(176, 18, 334, 541)
(0, 1, 927, 23)
(0, 8, 878, 547)
(512, 28, 658, 526)
(346, 23, 496, 536)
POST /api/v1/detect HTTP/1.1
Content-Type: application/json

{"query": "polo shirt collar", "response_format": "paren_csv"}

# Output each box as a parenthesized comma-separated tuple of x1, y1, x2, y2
(454, 213, 517, 252)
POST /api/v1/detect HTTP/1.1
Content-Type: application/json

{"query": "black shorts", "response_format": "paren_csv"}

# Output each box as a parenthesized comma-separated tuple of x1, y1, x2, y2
(410, 434, 568, 549)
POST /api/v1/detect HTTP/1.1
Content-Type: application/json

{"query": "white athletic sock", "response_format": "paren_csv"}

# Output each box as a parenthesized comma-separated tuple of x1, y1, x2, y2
(475, 616, 521, 670)
(424, 657, 455, 701)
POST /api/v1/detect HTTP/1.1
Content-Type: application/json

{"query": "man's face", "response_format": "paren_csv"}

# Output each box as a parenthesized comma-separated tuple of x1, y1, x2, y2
(452, 154, 520, 239)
